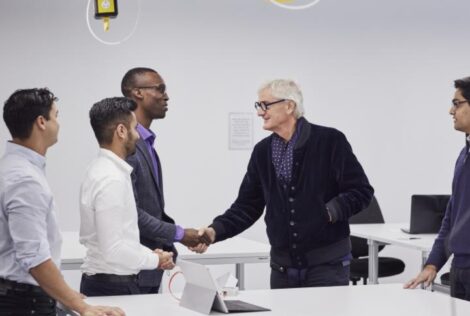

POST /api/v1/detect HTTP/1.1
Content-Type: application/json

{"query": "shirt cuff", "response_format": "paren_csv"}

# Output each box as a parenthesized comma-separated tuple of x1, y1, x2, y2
(174, 225, 184, 241)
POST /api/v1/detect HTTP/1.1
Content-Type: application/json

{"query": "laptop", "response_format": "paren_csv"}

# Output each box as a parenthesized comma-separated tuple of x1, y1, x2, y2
(178, 260, 270, 315)
(401, 195, 450, 234)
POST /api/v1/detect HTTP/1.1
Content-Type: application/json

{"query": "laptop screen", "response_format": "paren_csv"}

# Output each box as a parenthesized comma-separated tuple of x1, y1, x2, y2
(408, 195, 450, 234)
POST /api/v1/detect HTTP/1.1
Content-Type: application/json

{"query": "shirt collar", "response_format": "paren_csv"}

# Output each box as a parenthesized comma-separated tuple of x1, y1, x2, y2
(5, 141, 46, 169)
(136, 123, 156, 145)
(99, 148, 133, 175)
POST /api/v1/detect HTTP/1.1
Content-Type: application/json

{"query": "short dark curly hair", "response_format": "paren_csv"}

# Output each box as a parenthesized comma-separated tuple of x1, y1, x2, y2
(3, 88, 58, 139)
(121, 67, 158, 97)
(89, 97, 137, 145)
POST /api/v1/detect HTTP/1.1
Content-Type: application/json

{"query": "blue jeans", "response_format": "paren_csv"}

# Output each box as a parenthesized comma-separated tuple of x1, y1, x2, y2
(450, 266, 470, 301)
(270, 260, 350, 289)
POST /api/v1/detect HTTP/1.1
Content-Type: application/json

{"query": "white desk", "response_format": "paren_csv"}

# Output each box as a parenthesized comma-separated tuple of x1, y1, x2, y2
(350, 223, 437, 284)
(60, 232, 270, 290)
(74, 284, 470, 316)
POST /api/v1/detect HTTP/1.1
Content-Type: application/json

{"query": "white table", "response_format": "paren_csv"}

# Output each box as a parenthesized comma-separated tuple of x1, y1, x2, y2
(60, 232, 270, 290)
(70, 284, 470, 316)
(350, 223, 437, 284)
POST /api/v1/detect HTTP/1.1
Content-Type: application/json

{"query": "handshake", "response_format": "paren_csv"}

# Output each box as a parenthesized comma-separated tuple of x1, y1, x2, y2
(180, 227, 216, 253)
(153, 227, 215, 270)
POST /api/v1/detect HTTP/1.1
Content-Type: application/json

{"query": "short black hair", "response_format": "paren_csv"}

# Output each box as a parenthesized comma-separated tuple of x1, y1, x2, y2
(89, 97, 137, 145)
(3, 88, 57, 139)
(121, 67, 158, 97)
(455, 77, 470, 101)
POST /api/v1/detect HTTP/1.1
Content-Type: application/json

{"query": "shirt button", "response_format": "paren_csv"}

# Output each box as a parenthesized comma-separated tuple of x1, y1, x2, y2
(293, 232, 298, 237)
(290, 221, 295, 226)
(292, 244, 297, 249)
(289, 197, 295, 202)
(298, 261, 302, 265)
(283, 184, 287, 189)
(291, 186, 295, 191)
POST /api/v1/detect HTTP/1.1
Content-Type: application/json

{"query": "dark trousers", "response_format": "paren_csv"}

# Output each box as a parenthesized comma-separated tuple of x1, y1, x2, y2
(450, 266, 470, 301)
(0, 281, 56, 316)
(270, 260, 350, 289)
(137, 285, 160, 294)
(80, 274, 141, 297)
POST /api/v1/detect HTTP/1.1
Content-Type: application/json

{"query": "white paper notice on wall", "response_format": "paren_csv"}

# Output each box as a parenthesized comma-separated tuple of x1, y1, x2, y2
(229, 112, 253, 150)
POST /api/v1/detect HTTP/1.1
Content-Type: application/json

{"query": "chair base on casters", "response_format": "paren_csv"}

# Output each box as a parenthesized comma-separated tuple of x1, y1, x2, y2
(350, 257, 405, 285)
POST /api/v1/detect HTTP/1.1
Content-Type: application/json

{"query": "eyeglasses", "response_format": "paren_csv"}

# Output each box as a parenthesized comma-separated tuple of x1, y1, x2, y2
(254, 99, 286, 111)
(135, 83, 166, 94)
(452, 99, 468, 108)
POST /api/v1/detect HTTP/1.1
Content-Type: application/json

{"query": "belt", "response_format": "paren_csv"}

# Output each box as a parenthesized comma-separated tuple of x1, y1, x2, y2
(0, 278, 48, 295)
(83, 273, 137, 283)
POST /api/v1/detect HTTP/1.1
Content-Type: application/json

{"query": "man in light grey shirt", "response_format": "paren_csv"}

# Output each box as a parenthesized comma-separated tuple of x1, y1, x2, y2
(0, 88, 124, 316)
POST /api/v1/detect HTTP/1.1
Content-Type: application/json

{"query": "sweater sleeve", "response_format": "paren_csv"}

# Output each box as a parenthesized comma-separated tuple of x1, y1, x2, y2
(211, 148, 266, 242)
(425, 197, 452, 270)
(325, 131, 374, 222)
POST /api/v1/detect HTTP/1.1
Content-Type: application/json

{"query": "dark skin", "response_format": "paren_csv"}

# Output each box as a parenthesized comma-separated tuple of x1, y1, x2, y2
(130, 72, 169, 128)
(128, 71, 209, 248)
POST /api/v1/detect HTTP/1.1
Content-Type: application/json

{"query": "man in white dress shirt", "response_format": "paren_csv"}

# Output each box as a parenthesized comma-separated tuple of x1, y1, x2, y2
(0, 88, 124, 315)
(80, 97, 175, 296)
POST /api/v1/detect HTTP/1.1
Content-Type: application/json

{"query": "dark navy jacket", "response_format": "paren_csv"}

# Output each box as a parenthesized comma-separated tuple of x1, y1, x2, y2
(127, 138, 177, 287)
(211, 118, 374, 268)
(427, 140, 470, 269)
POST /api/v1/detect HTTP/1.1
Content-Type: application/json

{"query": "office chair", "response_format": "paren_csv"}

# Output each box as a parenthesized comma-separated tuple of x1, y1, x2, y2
(440, 272, 450, 286)
(349, 196, 405, 285)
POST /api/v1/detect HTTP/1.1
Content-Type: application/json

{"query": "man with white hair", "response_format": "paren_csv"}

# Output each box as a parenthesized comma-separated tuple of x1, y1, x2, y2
(196, 79, 374, 289)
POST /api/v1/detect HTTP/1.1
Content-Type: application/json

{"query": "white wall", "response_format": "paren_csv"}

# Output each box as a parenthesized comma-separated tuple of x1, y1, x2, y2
(1, 0, 470, 289)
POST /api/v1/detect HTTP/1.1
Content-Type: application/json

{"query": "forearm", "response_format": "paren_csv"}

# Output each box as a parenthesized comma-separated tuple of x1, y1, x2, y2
(103, 242, 158, 270)
(426, 202, 452, 270)
(326, 184, 374, 222)
(30, 259, 89, 314)
(137, 206, 177, 243)
(211, 203, 263, 242)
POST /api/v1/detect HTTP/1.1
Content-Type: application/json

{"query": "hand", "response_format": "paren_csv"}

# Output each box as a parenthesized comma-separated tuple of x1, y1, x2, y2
(180, 228, 205, 247)
(403, 265, 437, 289)
(199, 227, 216, 245)
(81, 305, 125, 316)
(188, 227, 216, 254)
(154, 249, 175, 270)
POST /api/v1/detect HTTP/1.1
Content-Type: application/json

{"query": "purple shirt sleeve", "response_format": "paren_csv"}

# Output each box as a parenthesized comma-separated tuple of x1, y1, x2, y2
(174, 225, 185, 241)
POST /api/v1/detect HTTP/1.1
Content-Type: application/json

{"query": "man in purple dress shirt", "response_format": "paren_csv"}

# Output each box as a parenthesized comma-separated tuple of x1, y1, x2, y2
(121, 67, 205, 293)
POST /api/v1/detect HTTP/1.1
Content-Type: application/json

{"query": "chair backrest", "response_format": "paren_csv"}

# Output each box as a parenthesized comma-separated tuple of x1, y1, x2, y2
(349, 196, 385, 224)
(349, 196, 385, 258)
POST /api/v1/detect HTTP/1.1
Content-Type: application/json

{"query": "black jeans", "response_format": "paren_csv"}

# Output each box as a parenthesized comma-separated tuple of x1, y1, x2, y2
(0, 282, 56, 316)
(270, 260, 350, 289)
(80, 274, 141, 297)
(450, 266, 470, 301)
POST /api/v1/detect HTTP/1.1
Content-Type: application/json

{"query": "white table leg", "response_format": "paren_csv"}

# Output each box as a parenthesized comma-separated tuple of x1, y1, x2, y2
(368, 239, 379, 284)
